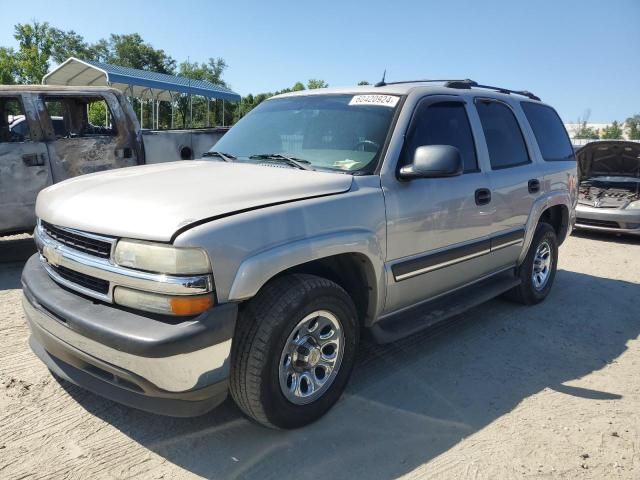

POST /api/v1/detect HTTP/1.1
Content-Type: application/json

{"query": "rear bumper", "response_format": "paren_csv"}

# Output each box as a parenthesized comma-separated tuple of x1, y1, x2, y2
(575, 204, 640, 235)
(21, 254, 237, 417)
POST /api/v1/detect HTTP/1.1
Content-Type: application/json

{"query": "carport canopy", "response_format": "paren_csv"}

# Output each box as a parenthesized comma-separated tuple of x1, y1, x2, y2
(42, 57, 241, 102)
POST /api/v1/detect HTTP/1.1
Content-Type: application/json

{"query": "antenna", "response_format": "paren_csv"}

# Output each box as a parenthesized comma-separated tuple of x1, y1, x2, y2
(374, 70, 387, 87)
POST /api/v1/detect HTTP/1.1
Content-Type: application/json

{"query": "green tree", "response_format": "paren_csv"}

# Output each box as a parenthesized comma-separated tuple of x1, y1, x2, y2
(573, 121, 599, 140)
(0, 47, 18, 84)
(49, 28, 104, 64)
(105, 33, 175, 73)
(358, 80, 370, 85)
(601, 121, 624, 139)
(307, 79, 328, 89)
(175, 58, 229, 127)
(626, 115, 640, 140)
(87, 100, 109, 126)
(292, 82, 306, 91)
(13, 21, 54, 83)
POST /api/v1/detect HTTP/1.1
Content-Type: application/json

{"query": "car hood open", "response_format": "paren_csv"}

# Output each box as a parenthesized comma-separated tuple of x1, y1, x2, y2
(36, 161, 353, 241)
(577, 141, 640, 179)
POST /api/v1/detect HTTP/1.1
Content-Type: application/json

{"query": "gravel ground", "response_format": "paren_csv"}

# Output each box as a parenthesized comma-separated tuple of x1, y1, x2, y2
(0, 231, 639, 479)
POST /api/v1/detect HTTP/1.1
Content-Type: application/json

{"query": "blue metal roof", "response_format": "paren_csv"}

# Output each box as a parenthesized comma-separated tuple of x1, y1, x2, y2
(43, 57, 240, 102)
(84, 60, 240, 101)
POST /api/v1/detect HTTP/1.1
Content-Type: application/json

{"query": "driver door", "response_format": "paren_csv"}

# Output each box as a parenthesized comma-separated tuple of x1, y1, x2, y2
(381, 96, 496, 313)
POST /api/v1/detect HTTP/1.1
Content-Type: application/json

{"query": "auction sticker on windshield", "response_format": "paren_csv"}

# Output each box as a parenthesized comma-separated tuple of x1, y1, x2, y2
(349, 95, 399, 108)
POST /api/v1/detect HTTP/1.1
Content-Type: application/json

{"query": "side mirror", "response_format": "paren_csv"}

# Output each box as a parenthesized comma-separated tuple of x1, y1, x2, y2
(399, 145, 463, 179)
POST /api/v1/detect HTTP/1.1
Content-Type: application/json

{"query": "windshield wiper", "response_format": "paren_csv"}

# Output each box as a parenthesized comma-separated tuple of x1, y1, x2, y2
(202, 151, 236, 162)
(249, 153, 314, 171)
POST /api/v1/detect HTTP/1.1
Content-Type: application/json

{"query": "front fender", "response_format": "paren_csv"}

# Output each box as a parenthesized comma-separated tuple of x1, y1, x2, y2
(227, 229, 385, 307)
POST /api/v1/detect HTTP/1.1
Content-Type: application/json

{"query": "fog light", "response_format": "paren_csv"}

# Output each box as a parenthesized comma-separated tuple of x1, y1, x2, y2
(114, 287, 214, 316)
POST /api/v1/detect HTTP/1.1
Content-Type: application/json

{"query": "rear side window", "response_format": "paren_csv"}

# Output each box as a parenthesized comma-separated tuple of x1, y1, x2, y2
(476, 100, 530, 169)
(404, 101, 478, 172)
(521, 102, 575, 162)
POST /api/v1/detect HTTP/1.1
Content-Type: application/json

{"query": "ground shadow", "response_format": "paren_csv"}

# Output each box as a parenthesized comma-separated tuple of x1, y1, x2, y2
(0, 236, 36, 265)
(0, 263, 25, 290)
(0, 237, 35, 290)
(55, 268, 640, 479)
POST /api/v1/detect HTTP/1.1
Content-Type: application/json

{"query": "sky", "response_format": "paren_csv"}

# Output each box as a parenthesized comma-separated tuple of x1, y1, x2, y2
(1, 0, 638, 122)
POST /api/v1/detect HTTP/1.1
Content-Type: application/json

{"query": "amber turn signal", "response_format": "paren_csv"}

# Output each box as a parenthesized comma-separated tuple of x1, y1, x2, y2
(169, 295, 215, 316)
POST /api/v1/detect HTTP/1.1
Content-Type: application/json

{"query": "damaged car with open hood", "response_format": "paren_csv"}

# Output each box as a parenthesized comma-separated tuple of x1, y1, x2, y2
(575, 141, 640, 235)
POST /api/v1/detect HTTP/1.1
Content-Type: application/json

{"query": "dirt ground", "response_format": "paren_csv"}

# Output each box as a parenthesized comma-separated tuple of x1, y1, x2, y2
(0, 231, 639, 479)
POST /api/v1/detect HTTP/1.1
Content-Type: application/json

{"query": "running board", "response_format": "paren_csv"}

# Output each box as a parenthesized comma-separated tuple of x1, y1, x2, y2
(370, 270, 521, 344)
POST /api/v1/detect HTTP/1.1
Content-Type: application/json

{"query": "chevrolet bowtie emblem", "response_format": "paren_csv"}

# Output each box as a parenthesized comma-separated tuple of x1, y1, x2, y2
(43, 244, 62, 267)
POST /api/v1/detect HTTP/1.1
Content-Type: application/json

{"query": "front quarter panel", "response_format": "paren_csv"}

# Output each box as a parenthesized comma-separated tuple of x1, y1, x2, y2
(174, 175, 387, 317)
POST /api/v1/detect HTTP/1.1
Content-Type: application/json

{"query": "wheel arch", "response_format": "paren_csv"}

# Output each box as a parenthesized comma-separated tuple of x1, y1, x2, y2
(518, 192, 572, 265)
(539, 203, 570, 244)
(227, 230, 385, 326)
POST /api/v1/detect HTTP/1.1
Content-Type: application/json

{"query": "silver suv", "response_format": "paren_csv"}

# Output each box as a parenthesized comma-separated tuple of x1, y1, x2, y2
(21, 80, 577, 429)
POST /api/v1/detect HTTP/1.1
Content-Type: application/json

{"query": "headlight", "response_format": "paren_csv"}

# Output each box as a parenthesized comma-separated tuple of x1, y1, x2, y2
(627, 200, 640, 210)
(114, 287, 214, 316)
(114, 239, 211, 275)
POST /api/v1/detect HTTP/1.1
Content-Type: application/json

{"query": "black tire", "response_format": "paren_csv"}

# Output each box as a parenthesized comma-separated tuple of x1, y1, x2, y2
(229, 274, 359, 429)
(506, 222, 558, 305)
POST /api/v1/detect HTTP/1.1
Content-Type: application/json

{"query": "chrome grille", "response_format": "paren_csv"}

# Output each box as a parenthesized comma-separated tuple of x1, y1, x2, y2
(50, 264, 110, 295)
(41, 221, 112, 258)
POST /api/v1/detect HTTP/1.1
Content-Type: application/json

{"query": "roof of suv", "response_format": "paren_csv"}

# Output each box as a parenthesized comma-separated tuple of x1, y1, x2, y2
(274, 80, 543, 104)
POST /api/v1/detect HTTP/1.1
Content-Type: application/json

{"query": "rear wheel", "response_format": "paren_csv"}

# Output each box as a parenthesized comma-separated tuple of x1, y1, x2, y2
(230, 274, 359, 429)
(506, 222, 558, 305)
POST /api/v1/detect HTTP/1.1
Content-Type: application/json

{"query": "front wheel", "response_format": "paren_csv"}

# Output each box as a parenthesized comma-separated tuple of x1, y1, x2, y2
(229, 274, 359, 429)
(506, 222, 558, 305)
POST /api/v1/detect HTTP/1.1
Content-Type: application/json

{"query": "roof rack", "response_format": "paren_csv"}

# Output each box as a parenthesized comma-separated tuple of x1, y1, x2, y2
(374, 79, 470, 87)
(374, 78, 541, 101)
(443, 79, 541, 101)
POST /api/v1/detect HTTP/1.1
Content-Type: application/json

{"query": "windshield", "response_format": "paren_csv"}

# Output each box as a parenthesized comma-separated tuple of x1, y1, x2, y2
(209, 94, 400, 173)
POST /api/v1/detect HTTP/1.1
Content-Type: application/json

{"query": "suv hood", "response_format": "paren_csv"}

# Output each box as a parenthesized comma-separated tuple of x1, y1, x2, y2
(37, 161, 353, 241)
(577, 141, 640, 179)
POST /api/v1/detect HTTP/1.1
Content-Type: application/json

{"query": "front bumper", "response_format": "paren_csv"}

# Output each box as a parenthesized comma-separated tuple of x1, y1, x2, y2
(575, 204, 640, 235)
(21, 254, 237, 417)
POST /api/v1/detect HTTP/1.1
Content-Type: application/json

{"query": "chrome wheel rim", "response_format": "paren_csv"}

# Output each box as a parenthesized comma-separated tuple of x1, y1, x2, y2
(532, 240, 552, 290)
(278, 310, 344, 405)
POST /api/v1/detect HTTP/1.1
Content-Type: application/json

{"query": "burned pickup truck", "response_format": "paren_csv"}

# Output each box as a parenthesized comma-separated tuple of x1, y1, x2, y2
(0, 85, 227, 235)
(575, 141, 640, 235)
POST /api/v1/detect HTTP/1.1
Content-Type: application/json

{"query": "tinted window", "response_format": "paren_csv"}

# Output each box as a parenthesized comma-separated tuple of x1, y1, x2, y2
(1, 97, 30, 143)
(521, 102, 574, 162)
(476, 100, 530, 169)
(404, 101, 478, 172)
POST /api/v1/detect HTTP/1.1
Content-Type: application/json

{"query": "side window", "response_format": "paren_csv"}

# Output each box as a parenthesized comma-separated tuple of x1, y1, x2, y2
(521, 102, 575, 162)
(0, 96, 31, 143)
(44, 96, 117, 139)
(404, 101, 478, 172)
(475, 100, 530, 169)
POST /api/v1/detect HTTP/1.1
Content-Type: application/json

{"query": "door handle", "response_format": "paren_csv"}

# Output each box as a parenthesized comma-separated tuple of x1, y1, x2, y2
(22, 153, 45, 167)
(475, 188, 492, 206)
(528, 179, 541, 194)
